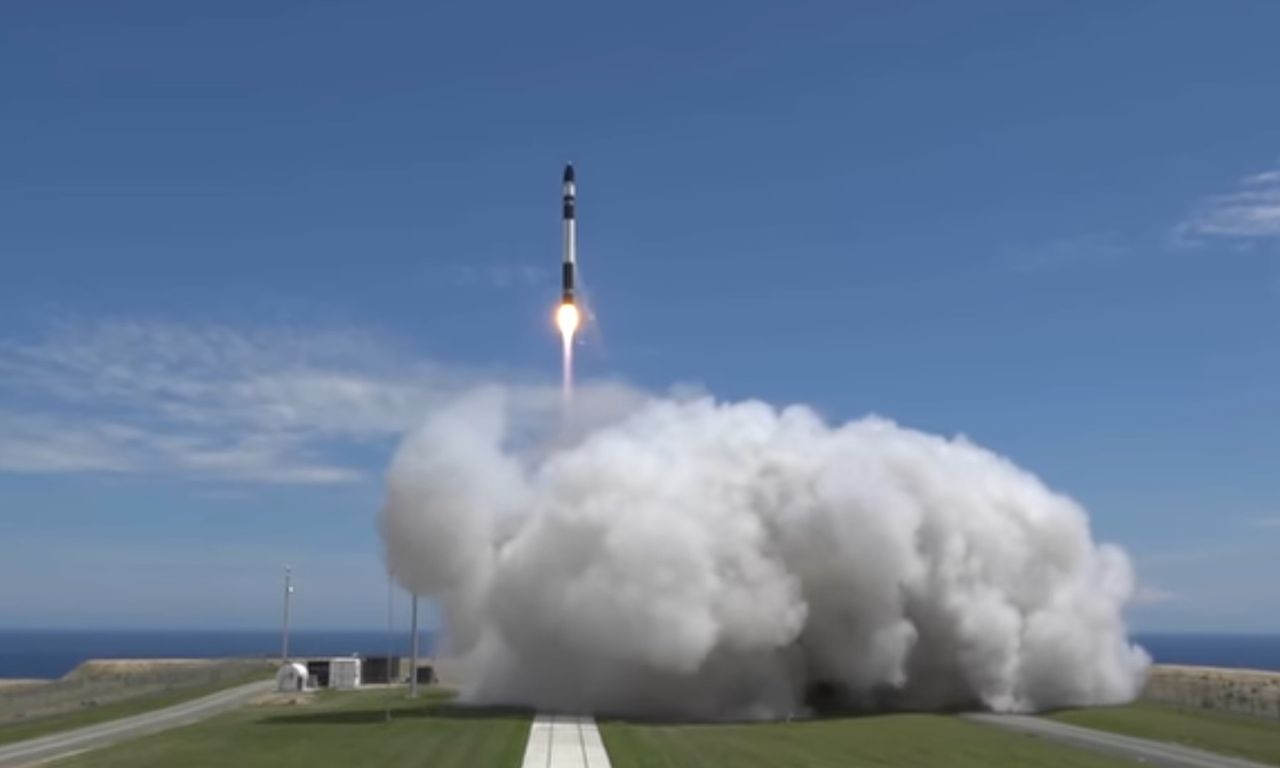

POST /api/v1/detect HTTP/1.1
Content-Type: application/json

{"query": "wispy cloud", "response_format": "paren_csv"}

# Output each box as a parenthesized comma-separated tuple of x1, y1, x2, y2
(1130, 585, 1177, 605)
(1001, 234, 1129, 273)
(0, 532, 404, 628)
(1174, 166, 1280, 243)
(1132, 546, 1237, 568)
(0, 413, 140, 473)
(0, 321, 476, 484)
(1252, 516, 1280, 530)
(454, 263, 545, 289)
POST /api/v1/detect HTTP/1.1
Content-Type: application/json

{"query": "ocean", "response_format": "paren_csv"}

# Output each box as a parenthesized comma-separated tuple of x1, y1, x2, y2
(0, 630, 434, 680)
(0, 630, 1275, 680)
(1132, 633, 1280, 672)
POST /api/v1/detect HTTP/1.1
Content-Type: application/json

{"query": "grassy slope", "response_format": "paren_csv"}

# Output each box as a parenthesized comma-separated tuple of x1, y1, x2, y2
(56, 688, 531, 768)
(602, 713, 1138, 768)
(0, 670, 272, 746)
(1049, 704, 1280, 766)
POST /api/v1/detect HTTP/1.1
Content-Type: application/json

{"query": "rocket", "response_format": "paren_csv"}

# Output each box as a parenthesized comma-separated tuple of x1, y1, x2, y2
(561, 163, 576, 305)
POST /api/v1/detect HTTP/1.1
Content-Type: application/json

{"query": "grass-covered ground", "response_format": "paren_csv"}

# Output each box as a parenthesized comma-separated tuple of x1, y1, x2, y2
(0, 670, 271, 746)
(56, 687, 531, 768)
(37, 683, 1278, 768)
(1049, 703, 1280, 766)
(601, 713, 1138, 768)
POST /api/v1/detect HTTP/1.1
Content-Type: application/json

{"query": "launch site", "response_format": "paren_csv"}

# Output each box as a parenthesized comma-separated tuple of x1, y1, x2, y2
(1, 2, 1278, 767)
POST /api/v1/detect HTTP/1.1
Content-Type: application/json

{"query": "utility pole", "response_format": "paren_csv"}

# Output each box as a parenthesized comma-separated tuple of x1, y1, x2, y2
(384, 572, 393, 722)
(409, 593, 420, 698)
(281, 566, 293, 663)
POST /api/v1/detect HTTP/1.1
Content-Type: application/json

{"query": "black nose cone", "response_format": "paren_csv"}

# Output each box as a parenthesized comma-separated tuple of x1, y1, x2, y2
(563, 163, 575, 183)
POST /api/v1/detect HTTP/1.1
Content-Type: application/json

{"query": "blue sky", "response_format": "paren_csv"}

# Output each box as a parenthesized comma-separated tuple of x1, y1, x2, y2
(0, 1, 1276, 632)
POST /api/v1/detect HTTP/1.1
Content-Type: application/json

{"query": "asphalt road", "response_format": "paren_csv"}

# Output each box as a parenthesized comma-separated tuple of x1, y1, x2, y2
(0, 679, 275, 767)
(967, 712, 1274, 768)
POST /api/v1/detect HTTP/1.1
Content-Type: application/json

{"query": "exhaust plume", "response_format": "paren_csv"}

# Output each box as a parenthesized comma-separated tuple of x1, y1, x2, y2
(379, 385, 1148, 719)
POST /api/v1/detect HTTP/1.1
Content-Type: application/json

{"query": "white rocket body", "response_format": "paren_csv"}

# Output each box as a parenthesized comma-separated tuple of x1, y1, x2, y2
(561, 165, 576, 304)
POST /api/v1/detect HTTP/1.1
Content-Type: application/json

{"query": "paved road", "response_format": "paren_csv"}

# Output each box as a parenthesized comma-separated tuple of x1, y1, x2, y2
(0, 679, 275, 767)
(967, 712, 1273, 768)
(521, 714, 611, 768)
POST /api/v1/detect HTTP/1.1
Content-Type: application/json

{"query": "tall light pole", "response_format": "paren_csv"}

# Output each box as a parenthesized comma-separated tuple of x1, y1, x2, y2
(281, 566, 293, 663)
(384, 572, 393, 722)
(409, 593, 420, 698)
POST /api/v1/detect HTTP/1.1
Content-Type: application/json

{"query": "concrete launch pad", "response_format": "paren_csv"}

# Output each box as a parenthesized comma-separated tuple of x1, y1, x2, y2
(520, 713, 611, 768)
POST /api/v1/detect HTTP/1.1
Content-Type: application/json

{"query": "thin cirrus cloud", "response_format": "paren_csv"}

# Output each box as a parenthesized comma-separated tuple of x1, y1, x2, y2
(0, 320, 478, 484)
(1130, 585, 1177, 605)
(1174, 166, 1280, 243)
(453, 263, 546, 289)
(1001, 234, 1129, 273)
(0, 413, 141, 474)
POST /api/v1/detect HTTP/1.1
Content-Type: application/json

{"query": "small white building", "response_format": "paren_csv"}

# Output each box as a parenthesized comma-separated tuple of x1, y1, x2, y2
(276, 662, 309, 693)
(329, 657, 361, 689)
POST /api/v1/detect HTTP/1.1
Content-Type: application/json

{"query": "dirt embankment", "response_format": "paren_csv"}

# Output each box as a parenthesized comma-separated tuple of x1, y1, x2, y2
(1142, 664, 1280, 718)
(0, 658, 273, 724)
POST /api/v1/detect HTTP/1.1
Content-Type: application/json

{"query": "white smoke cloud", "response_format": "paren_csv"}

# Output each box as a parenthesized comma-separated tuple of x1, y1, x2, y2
(380, 384, 1149, 719)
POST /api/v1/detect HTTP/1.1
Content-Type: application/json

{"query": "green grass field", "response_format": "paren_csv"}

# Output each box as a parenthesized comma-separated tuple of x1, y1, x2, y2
(601, 713, 1137, 768)
(0, 671, 271, 747)
(34, 683, 1279, 768)
(56, 687, 531, 768)
(1049, 703, 1280, 766)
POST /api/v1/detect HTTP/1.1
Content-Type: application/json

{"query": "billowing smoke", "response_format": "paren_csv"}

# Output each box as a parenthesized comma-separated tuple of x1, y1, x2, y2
(380, 384, 1149, 719)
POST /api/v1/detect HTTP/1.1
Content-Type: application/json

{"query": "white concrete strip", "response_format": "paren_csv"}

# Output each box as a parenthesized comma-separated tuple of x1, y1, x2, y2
(521, 713, 612, 768)
(521, 714, 553, 768)
(967, 712, 1273, 768)
(579, 720, 610, 767)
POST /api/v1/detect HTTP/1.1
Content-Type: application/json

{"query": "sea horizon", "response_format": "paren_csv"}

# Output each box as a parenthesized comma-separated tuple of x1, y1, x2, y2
(1, 628, 1277, 681)
(0, 628, 438, 680)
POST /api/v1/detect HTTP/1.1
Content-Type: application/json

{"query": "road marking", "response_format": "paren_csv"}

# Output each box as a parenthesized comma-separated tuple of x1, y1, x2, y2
(521, 714, 611, 768)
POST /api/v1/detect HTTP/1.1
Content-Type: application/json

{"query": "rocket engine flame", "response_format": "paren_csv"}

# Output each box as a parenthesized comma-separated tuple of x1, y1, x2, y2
(556, 302, 580, 337)
(556, 302, 579, 404)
